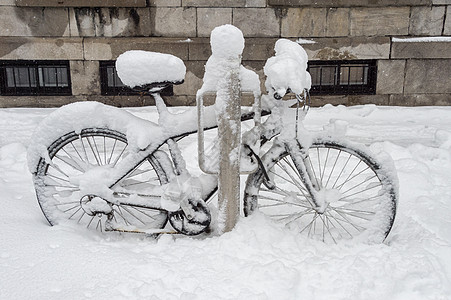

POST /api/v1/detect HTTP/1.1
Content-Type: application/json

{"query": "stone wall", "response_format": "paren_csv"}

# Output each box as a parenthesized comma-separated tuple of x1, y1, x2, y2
(0, 0, 450, 107)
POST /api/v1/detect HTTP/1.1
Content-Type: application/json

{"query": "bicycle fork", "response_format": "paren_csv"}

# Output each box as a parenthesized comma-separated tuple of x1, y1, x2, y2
(283, 140, 328, 214)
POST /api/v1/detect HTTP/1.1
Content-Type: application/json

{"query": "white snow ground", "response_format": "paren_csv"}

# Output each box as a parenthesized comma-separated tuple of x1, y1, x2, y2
(1, 104, 451, 300)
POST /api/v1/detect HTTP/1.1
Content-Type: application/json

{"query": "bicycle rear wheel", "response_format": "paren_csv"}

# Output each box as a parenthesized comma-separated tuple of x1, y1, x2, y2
(33, 128, 172, 233)
(244, 139, 397, 243)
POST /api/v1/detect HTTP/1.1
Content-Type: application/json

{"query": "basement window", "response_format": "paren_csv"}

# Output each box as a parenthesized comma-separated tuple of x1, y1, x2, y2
(99, 61, 173, 96)
(0, 61, 71, 96)
(307, 60, 377, 95)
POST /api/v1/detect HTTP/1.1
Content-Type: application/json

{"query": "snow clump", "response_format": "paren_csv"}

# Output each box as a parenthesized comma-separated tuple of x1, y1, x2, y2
(116, 50, 186, 88)
(264, 39, 312, 97)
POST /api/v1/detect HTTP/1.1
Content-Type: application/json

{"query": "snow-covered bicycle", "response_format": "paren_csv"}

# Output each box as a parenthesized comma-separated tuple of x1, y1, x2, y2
(28, 31, 397, 243)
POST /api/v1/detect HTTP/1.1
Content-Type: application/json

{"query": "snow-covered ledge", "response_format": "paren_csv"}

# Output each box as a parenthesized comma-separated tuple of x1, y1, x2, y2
(15, 0, 146, 7)
(391, 36, 451, 59)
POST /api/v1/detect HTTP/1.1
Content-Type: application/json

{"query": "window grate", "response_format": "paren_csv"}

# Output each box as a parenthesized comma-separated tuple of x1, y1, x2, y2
(99, 61, 174, 96)
(307, 60, 377, 95)
(0, 61, 71, 96)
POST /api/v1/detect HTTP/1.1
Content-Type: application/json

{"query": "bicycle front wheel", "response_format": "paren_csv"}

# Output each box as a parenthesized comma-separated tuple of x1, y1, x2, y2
(33, 128, 172, 233)
(244, 139, 397, 243)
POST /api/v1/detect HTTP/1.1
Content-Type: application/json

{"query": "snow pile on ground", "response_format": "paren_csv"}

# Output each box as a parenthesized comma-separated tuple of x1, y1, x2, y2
(1, 105, 451, 299)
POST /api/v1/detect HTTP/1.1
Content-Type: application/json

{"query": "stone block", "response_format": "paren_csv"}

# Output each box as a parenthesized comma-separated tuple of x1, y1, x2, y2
(0, 37, 84, 60)
(188, 39, 211, 60)
(409, 6, 445, 36)
(243, 38, 278, 60)
(83, 37, 189, 60)
(376, 60, 406, 95)
(444, 7, 451, 35)
(391, 39, 451, 59)
(432, 0, 451, 4)
(197, 8, 232, 37)
(404, 59, 451, 94)
(70, 60, 101, 96)
(302, 37, 390, 60)
(282, 8, 327, 37)
(0, 0, 15, 5)
(182, 0, 246, 7)
(233, 8, 280, 37)
(350, 7, 410, 36)
(188, 38, 278, 61)
(69, 8, 152, 37)
(173, 61, 205, 96)
(0, 6, 70, 37)
(268, 0, 432, 7)
(151, 7, 196, 37)
(326, 8, 349, 37)
(148, 0, 181, 6)
(16, 0, 147, 7)
(348, 95, 389, 106)
(389, 94, 451, 106)
(246, 0, 266, 7)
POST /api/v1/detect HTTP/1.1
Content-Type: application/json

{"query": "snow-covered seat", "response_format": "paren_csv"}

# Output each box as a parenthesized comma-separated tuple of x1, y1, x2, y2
(116, 50, 186, 93)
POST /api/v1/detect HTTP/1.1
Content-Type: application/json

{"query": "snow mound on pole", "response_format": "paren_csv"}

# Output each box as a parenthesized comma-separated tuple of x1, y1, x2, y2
(264, 39, 311, 96)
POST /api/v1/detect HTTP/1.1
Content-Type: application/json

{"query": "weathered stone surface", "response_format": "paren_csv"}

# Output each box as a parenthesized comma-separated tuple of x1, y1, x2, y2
(188, 38, 278, 61)
(376, 60, 405, 95)
(404, 59, 451, 94)
(148, 0, 181, 6)
(350, 7, 410, 36)
(83, 37, 189, 60)
(282, 8, 327, 37)
(389, 94, 451, 106)
(69, 8, 151, 37)
(0, 37, 83, 60)
(70, 60, 101, 96)
(444, 6, 451, 35)
(0, 0, 15, 5)
(173, 61, 205, 97)
(0, 6, 70, 37)
(409, 6, 445, 36)
(301, 37, 390, 60)
(432, 0, 451, 4)
(392, 39, 451, 59)
(151, 7, 196, 37)
(197, 8, 232, 37)
(326, 8, 349, 37)
(182, 0, 246, 7)
(16, 0, 147, 7)
(233, 8, 280, 37)
(246, 0, 267, 7)
(268, 0, 432, 6)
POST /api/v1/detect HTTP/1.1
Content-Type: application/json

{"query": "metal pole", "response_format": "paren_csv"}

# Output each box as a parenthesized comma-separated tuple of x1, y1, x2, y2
(217, 67, 241, 233)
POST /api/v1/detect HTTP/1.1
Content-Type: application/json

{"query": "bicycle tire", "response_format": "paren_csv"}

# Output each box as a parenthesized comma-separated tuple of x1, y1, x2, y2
(33, 128, 172, 233)
(244, 138, 397, 243)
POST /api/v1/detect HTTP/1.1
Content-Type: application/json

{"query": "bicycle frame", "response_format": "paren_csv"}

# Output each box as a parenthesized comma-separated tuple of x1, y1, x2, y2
(97, 91, 326, 217)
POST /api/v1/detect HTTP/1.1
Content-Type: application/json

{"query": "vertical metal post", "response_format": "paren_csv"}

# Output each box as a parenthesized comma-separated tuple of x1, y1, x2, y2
(217, 68, 241, 233)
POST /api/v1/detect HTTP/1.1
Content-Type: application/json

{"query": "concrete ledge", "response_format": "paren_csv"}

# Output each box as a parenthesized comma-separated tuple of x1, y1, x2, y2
(309, 95, 390, 106)
(389, 94, 451, 106)
(83, 37, 190, 60)
(0, 37, 83, 60)
(302, 37, 391, 60)
(16, 0, 147, 7)
(268, 0, 432, 6)
(392, 38, 451, 59)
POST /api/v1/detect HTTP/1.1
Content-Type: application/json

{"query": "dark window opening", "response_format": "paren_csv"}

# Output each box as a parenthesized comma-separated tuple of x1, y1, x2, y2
(99, 61, 174, 96)
(0, 61, 71, 96)
(307, 60, 377, 95)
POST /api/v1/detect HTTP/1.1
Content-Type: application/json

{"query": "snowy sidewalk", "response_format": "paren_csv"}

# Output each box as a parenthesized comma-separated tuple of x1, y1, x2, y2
(1, 105, 450, 299)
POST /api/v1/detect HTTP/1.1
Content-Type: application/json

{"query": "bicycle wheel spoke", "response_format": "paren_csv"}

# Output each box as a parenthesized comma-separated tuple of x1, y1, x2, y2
(34, 129, 169, 233)
(325, 149, 341, 188)
(247, 142, 397, 243)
